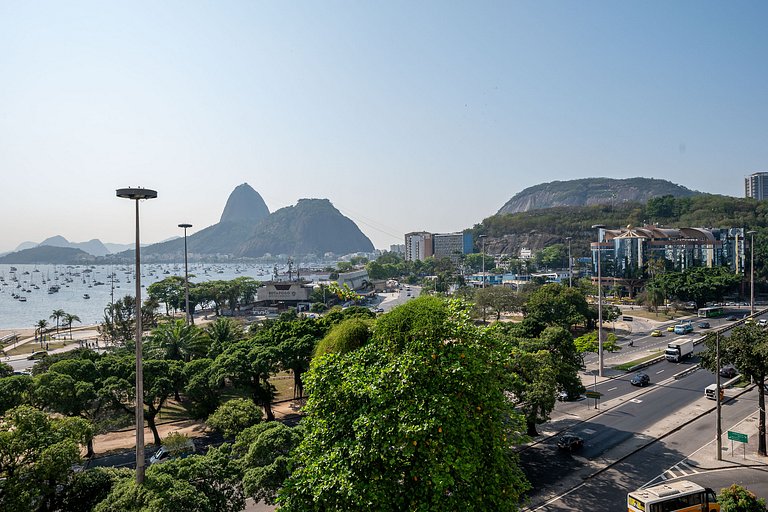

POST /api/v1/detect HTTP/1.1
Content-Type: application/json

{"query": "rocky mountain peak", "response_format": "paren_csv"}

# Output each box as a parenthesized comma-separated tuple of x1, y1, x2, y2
(219, 183, 270, 224)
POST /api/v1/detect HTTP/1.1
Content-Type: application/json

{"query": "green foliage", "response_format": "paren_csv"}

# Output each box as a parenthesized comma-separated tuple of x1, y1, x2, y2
(212, 341, 279, 421)
(234, 422, 303, 506)
(0, 405, 92, 512)
(474, 285, 523, 321)
(207, 398, 263, 439)
(718, 484, 767, 512)
(314, 318, 371, 356)
(55, 467, 130, 512)
(649, 267, 742, 309)
(183, 358, 221, 418)
(204, 317, 245, 359)
(0, 374, 33, 414)
(573, 331, 622, 366)
(0, 362, 13, 378)
(94, 445, 244, 512)
(279, 297, 530, 510)
(524, 283, 590, 330)
(146, 320, 207, 362)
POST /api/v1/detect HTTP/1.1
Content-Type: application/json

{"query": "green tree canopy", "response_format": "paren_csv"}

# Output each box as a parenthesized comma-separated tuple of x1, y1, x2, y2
(207, 398, 263, 439)
(648, 267, 742, 309)
(0, 405, 92, 512)
(718, 484, 767, 512)
(278, 297, 530, 510)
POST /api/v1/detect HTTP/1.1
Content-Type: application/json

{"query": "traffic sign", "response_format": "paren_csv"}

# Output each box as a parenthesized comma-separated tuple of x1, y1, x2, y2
(585, 391, 602, 399)
(727, 431, 748, 443)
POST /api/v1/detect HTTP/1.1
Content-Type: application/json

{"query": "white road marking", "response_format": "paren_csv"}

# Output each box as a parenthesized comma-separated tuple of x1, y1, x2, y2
(629, 399, 642, 403)
(607, 387, 617, 392)
(656, 369, 665, 374)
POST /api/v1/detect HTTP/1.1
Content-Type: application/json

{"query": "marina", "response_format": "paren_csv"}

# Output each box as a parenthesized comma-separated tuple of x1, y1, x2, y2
(0, 262, 328, 331)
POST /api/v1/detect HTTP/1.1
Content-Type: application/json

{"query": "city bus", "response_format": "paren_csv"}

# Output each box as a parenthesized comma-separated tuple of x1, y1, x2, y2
(628, 480, 719, 512)
(698, 306, 724, 318)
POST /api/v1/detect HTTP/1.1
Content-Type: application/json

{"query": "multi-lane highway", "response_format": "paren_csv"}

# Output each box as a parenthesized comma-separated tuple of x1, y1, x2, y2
(522, 308, 767, 510)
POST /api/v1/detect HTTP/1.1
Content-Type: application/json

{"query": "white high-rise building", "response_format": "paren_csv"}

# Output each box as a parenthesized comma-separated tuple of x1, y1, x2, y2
(745, 172, 768, 200)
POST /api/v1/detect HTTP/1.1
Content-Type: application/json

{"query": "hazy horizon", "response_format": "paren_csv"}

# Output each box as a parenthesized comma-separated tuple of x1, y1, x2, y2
(2, 1, 766, 252)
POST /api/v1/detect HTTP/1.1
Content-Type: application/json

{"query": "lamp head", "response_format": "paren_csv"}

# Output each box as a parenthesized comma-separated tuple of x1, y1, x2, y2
(178, 223, 192, 229)
(116, 188, 158, 200)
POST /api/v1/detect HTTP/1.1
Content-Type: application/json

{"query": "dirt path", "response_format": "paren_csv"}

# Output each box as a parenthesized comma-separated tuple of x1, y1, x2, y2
(90, 400, 304, 456)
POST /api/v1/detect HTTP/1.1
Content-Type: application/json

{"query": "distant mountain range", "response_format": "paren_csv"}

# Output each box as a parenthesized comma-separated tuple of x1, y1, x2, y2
(2, 183, 374, 263)
(140, 184, 374, 260)
(497, 177, 700, 214)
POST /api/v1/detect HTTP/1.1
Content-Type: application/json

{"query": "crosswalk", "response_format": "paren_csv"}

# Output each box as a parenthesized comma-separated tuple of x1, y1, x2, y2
(645, 461, 700, 487)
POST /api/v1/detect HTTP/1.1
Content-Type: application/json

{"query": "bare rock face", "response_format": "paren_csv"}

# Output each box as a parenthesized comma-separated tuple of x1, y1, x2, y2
(498, 177, 699, 215)
(219, 183, 270, 224)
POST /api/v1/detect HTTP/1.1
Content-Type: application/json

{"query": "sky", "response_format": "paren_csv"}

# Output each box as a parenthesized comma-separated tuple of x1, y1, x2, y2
(1, 1, 767, 253)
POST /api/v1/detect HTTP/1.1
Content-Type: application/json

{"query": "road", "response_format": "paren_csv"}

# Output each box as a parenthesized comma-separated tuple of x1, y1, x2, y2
(522, 307, 768, 509)
(525, 385, 768, 510)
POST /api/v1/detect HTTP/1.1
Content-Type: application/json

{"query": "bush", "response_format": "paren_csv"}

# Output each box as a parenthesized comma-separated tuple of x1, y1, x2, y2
(207, 398, 263, 439)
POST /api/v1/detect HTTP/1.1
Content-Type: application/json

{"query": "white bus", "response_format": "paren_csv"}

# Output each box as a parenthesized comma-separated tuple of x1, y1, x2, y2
(628, 480, 719, 512)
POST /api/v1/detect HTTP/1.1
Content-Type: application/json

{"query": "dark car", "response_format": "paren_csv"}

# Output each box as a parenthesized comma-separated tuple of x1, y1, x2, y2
(719, 365, 738, 378)
(726, 315, 738, 321)
(697, 321, 710, 329)
(630, 372, 650, 387)
(556, 434, 584, 451)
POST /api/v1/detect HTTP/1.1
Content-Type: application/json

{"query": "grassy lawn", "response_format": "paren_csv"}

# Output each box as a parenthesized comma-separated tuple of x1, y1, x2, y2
(6, 340, 75, 356)
(156, 399, 194, 423)
(614, 350, 665, 371)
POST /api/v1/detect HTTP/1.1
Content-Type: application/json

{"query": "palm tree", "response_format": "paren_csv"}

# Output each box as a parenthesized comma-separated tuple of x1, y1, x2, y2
(146, 319, 206, 362)
(35, 319, 48, 347)
(64, 313, 81, 339)
(50, 309, 65, 334)
(205, 317, 245, 358)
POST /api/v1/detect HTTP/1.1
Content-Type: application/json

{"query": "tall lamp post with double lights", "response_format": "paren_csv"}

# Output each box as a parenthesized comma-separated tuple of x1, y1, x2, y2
(565, 237, 573, 287)
(116, 187, 157, 485)
(747, 230, 757, 317)
(478, 235, 487, 288)
(592, 224, 606, 377)
(178, 223, 192, 324)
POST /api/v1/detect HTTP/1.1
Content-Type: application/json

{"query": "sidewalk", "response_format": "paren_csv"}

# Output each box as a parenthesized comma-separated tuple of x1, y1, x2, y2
(687, 406, 768, 470)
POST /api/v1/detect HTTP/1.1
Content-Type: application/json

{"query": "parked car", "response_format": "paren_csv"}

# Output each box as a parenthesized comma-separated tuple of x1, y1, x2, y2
(758, 319, 768, 327)
(556, 434, 584, 451)
(697, 322, 710, 329)
(630, 372, 650, 387)
(719, 365, 738, 378)
(651, 329, 662, 337)
(149, 439, 196, 465)
(666, 325, 676, 332)
(557, 390, 582, 402)
(726, 315, 738, 321)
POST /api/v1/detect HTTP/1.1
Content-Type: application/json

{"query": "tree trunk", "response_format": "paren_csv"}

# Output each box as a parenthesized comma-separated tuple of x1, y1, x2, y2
(294, 371, 304, 399)
(526, 418, 538, 437)
(86, 437, 95, 458)
(146, 414, 162, 447)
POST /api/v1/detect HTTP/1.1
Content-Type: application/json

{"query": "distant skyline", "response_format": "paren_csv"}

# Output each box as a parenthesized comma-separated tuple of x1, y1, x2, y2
(2, 1, 767, 253)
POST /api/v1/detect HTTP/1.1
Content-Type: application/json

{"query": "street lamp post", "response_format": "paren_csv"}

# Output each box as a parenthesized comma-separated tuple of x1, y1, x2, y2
(752, 232, 756, 317)
(178, 223, 192, 325)
(592, 224, 606, 377)
(716, 331, 722, 460)
(565, 237, 573, 287)
(116, 187, 157, 485)
(478, 235, 487, 288)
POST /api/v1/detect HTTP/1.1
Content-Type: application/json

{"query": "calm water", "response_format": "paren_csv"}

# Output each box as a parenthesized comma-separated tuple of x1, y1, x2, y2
(0, 262, 309, 331)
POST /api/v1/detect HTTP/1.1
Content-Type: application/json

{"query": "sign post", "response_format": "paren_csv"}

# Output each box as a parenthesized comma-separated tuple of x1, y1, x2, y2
(727, 430, 748, 459)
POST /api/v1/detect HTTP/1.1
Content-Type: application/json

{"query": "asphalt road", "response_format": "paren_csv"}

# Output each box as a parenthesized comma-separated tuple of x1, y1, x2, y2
(525, 386, 768, 511)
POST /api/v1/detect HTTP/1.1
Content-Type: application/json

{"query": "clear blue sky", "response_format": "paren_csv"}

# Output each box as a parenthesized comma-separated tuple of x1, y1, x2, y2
(1, 1, 767, 252)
